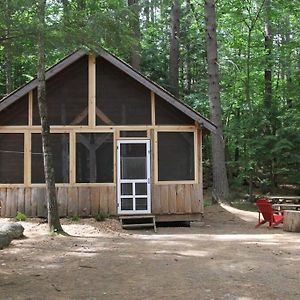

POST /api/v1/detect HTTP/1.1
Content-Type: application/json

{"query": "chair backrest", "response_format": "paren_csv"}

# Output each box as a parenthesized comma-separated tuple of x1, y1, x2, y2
(256, 198, 274, 221)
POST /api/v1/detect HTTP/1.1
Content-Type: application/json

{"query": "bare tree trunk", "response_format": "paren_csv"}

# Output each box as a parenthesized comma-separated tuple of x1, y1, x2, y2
(185, 0, 192, 94)
(4, 0, 13, 94)
(37, 0, 64, 234)
(128, 0, 141, 71)
(204, 0, 229, 202)
(284, 17, 292, 108)
(264, 0, 272, 110)
(169, 0, 180, 98)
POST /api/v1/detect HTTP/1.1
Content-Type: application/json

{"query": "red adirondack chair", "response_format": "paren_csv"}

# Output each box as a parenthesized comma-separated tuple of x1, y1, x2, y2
(255, 198, 284, 228)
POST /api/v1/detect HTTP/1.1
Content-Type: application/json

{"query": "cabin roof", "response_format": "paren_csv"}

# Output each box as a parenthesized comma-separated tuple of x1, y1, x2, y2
(0, 48, 216, 133)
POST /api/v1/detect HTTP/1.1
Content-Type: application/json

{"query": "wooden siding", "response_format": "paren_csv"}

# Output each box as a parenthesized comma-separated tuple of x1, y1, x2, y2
(0, 186, 117, 217)
(0, 183, 202, 218)
(152, 183, 202, 215)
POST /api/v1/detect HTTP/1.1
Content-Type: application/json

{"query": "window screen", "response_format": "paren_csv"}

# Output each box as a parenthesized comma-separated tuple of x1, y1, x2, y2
(96, 57, 151, 125)
(0, 95, 28, 125)
(120, 131, 147, 137)
(76, 133, 113, 183)
(155, 95, 194, 125)
(158, 132, 194, 181)
(31, 134, 69, 183)
(0, 134, 24, 183)
(32, 56, 88, 125)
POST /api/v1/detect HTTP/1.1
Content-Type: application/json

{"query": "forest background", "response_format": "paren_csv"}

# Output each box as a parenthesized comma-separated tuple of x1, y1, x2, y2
(0, 0, 299, 199)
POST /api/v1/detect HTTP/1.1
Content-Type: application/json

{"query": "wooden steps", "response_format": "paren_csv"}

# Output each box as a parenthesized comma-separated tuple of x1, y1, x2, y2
(119, 215, 157, 232)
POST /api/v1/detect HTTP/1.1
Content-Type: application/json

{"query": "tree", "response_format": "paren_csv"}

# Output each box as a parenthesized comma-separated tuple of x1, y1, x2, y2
(169, 0, 180, 98)
(128, 0, 141, 70)
(37, 0, 64, 234)
(204, 0, 229, 202)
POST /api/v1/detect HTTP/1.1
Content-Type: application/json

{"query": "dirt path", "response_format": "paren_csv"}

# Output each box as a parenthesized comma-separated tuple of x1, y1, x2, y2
(1, 205, 300, 300)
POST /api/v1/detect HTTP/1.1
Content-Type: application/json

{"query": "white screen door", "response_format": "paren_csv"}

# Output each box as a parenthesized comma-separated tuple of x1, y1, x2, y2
(117, 140, 151, 214)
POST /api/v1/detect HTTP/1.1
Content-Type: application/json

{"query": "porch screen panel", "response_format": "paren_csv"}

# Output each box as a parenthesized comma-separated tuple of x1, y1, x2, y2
(120, 131, 147, 137)
(0, 95, 28, 125)
(155, 95, 194, 125)
(31, 134, 69, 183)
(76, 133, 113, 183)
(158, 132, 194, 181)
(0, 134, 24, 183)
(32, 56, 88, 125)
(96, 57, 151, 125)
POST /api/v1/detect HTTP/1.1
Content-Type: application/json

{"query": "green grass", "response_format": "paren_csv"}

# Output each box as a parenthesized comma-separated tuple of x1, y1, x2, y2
(94, 210, 110, 222)
(15, 211, 27, 221)
(70, 215, 80, 221)
(204, 198, 212, 207)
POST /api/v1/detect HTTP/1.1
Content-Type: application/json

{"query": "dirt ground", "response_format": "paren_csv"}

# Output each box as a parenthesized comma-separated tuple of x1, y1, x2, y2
(1, 205, 300, 300)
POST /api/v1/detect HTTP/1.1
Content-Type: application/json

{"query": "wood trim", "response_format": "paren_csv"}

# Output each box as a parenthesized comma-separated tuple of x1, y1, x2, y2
(113, 130, 117, 184)
(0, 183, 117, 188)
(155, 127, 196, 132)
(155, 180, 198, 185)
(194, 129, 198, 183)
(151, 91, 155, 125)
(88, 54, 96, 127)
(24, 131, 31, 186)
(198, 128, 203, 203)
(0, 128, 27, 133)
(154, 130, 158, 184)
(70, 131, 76, 185)
(28, 91, 33, 126)
(0, 125, 196, 131)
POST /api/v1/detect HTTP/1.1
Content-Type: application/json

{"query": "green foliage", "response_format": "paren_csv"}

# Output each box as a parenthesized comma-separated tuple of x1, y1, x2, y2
(94, 211, 110, 222)
(71, 215, 80, 222)
(204, 199, 212, 208)
(15, 211, 27, 221)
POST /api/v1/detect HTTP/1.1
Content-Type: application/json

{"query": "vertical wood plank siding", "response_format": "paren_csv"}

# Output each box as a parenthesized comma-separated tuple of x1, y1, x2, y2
(0, 183, 202, 217)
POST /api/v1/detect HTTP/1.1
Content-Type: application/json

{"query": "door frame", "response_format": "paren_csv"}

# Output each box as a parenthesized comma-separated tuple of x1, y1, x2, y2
(117, 139, 151, 215)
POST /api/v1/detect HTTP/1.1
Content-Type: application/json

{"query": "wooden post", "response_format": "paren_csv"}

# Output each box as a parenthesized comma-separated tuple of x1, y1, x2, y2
(151, 91, 155, 125)
(28, 91, 33, 126)
(69, 131, 76, 185)
(88, 54, 96, 127)
(24, 131, 31, 187)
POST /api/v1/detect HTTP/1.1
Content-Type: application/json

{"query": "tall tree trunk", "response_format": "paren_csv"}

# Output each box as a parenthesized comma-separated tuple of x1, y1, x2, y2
(264, 0, 272, 111)
(284, 17, 292, 108)
(128, 0, 141, 71)
(264, 0, 276, 187)
(185, 0, 192, 94)
(37, 0, 64, 234)
(169, 0, 180, 98)
(4, 0, 13, 94)
(204, 0, 229, 202)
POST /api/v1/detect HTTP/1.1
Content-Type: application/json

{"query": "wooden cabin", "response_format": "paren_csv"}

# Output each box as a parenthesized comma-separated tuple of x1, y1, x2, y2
(0, 49, 216, 222)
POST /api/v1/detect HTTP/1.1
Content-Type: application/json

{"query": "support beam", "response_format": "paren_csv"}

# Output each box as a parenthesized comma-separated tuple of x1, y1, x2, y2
(69, 131, 76, 185)
(28, 91, 33, 126)
(88, 55, 96, 127)
(24, 131, 31, 186)
(151, 91, 155, 125)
